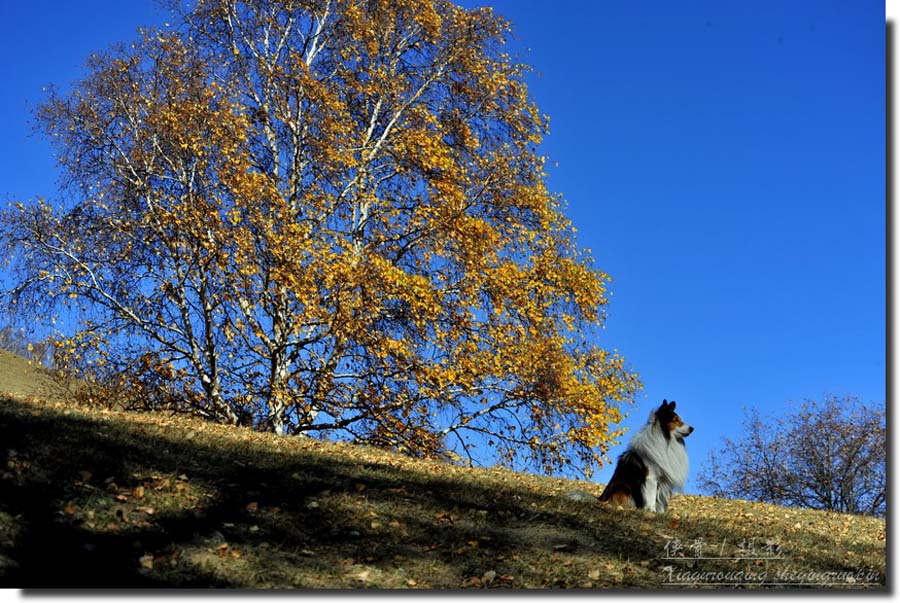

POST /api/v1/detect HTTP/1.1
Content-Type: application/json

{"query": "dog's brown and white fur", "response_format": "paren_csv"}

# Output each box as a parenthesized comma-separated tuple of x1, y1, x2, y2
(598, 400, 693, 513)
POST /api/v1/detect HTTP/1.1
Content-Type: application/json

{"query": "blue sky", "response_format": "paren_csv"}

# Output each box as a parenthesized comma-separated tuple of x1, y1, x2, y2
(0, 1, 885, 490)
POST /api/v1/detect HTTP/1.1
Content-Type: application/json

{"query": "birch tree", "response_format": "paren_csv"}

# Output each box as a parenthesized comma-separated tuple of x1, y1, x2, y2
(1, 0, 639, 474)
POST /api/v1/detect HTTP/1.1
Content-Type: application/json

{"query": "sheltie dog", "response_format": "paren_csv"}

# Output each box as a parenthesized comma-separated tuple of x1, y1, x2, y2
(598, 399, 693, 513)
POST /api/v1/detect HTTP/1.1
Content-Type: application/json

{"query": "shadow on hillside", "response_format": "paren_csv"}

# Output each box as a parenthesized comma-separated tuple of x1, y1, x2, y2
(0, 396, 886, 589)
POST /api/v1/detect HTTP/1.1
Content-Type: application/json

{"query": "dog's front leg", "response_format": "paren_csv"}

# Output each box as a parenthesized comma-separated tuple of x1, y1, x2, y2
(642, 476, 658, 513)
(656, 483, 672, 513)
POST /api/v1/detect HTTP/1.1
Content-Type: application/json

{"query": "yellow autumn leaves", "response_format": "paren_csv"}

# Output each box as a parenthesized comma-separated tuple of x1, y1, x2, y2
(1, 0, 640, 474)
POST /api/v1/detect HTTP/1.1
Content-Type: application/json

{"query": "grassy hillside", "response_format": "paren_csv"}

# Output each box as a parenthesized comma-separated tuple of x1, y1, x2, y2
(0, 392, 886, 589)
(0, 350, 59, 399)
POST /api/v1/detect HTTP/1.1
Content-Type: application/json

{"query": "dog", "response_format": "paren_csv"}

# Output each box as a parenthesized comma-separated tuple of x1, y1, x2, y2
(598, 399, 693, 513)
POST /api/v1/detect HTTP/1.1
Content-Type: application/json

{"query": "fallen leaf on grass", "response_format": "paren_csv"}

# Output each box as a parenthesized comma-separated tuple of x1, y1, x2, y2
(63, 502, 78, 516)
(406, 579, 417, 587)
(245, 501, 258, 513)
(133, 486, 145, 499)
(354, 569, 372, 582)
(462, 576, 483, 588)
(588, 569, 601, 580)
(213, 543, 242, 558)
(136, 506, 156, 515)
(139, 554, 154, 570)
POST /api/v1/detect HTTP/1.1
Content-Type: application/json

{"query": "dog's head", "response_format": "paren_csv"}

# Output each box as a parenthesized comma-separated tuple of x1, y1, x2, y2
(654, 399, 694, 443)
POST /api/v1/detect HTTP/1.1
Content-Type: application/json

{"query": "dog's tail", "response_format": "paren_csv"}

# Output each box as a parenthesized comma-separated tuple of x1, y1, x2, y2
(565, 491, 597, 503)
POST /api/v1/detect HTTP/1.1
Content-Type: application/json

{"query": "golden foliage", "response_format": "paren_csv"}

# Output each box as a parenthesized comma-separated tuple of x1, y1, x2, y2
(1, 0, 639, 474)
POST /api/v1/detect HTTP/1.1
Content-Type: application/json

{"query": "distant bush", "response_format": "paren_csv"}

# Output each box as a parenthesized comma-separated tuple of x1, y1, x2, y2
(698, 395, 885, 517)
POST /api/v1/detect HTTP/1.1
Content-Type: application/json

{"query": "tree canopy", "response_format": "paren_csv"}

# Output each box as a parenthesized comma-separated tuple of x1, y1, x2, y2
(698, 396, 885, 516)
(1, 0, 639, 474)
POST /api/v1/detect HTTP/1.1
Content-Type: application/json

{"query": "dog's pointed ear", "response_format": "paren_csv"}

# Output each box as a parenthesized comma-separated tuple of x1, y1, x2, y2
(669, 400, 676, 410)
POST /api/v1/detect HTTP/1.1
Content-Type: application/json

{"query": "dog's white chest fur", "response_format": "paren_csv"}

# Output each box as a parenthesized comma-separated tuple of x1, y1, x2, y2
(628, 421, 689, 512)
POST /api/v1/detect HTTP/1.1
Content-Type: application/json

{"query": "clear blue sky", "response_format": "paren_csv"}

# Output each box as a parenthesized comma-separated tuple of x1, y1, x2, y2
(0, 1, 885, 490)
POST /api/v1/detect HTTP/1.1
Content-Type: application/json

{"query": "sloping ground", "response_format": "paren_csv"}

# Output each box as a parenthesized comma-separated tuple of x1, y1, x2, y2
(0, 393, 886, 590)
(0, 350, 59, 399)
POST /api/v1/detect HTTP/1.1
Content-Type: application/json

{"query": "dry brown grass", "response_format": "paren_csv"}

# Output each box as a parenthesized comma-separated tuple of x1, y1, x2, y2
(0, 393, 886, 589)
